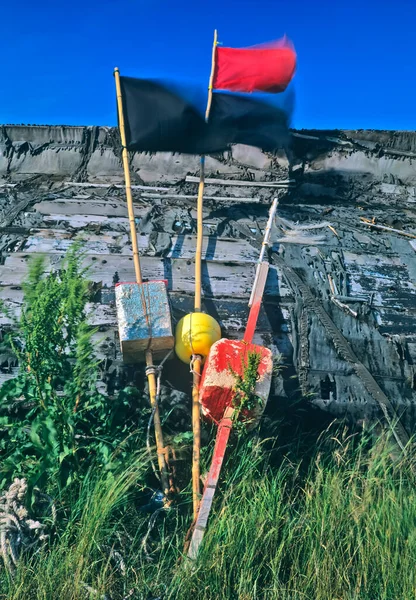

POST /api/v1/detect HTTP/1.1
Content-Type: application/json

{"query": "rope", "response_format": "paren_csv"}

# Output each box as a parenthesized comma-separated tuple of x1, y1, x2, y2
(140, 507, 165, 561)
(145, 350, 174, 483)
(146, 406, 160, 484)
(137, 282, 153, 353)
(190, 354, 203, 376)
(0, 478, 56, 576)
(144, 281, 153, 351)
(142, 349, 176, 561)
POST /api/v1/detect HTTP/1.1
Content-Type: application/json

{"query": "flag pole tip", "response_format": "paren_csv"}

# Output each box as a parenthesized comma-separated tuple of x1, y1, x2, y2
(114, 67, 120, 74)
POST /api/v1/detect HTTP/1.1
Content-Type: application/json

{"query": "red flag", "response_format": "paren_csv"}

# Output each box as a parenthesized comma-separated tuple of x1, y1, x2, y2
(213, 37, 296, 94)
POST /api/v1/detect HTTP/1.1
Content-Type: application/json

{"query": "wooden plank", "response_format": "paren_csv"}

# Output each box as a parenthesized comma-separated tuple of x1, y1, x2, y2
(28, 228, 130, 244)
(22, 234, 144, 255)
(185, 176, 294, 187)
(167, 235, 258, 262)
(33, 199, 150, 218)
(343, 251, 416, 310)
(343, 250, 413, 271)
(35, 202, 269, 234)
(141, 193, 261, 203)
(0, 253, 287, 298)
(0, 197, 33, 228)
(0, 299, 117, 327)
(20, 232, 258, 262)
(39, 212, 266, 236)
(63, 182, 171, 191)
(41, 214, 130, 229)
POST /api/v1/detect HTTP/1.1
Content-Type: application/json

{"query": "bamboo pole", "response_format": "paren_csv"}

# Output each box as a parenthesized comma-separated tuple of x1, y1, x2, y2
(191, 356, 202, 517)
(194, 157, 205, 313)
(195, 29, 218, 312)
(114, 68, 170, 497)
(114, 68, 142, 284)
(191, 29, 218, 520)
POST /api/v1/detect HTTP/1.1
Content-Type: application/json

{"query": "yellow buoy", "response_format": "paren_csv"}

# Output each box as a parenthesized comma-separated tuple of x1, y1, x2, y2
(175, 312, 221, 364)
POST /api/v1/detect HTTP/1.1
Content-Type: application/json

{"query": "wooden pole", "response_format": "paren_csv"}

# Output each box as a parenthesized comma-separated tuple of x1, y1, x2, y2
(191, 357, 202, 517)
(114, 68, 143, 284)
(194, 157, 205, 313)
(145, 350, 170, 497)
(191, 29, 218, 520)
(195, 28, 218, 313)
(114, 68, 170, 497)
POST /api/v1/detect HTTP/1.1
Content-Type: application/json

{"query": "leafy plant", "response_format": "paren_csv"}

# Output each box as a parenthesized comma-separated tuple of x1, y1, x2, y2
(0, 247, 146, 495)
(229, 349, 263, 433)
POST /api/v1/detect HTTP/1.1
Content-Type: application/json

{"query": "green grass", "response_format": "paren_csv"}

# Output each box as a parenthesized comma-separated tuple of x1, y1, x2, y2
(1, 427, 415, 600)
(1, 252, 415, 599)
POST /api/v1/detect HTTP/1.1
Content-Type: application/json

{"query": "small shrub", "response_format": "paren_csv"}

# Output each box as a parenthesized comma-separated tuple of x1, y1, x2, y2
(229, 349, 263, 432)
(0, 247, 146, 496)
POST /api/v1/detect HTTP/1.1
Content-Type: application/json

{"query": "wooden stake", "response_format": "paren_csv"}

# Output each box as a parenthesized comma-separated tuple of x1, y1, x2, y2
(359, 218, 416, 239)
(191, 356, 202, 516)
(114, 68, 170, 497)
(146, 350, 170, 497)
(191, 29, 218, 520)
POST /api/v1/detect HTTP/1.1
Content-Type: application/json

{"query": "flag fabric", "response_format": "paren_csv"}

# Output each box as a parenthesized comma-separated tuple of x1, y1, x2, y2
(119, 77, 208, 154)
(213, 38, 296, 94)
(119, 76, 290, 154)
(209, 92, 289, 152)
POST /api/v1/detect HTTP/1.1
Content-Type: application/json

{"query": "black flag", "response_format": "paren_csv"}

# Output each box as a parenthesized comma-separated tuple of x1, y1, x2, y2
(119, 77, 209, 153)
(209, 92, 290, 152)
(119, 76, 290, 154)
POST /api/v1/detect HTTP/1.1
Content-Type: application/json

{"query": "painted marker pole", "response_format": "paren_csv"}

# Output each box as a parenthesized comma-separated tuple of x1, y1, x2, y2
(187, 199, 278, 560)
(249, 198, 278, 307)
(187, 267, 273, 561)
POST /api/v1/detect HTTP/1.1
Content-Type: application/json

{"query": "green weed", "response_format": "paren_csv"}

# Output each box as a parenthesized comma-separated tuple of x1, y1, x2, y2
(229, 350, 263, 433)
(0, 248, 147, 496)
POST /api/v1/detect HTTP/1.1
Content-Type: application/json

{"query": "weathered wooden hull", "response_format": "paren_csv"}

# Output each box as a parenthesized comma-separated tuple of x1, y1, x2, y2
(0, 126, 415, 432)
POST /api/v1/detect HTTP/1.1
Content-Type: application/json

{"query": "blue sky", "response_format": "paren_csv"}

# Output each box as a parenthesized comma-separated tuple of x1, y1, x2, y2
(1, 0, 415, 130)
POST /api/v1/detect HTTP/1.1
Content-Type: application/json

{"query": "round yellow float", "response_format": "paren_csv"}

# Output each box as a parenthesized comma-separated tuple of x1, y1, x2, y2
(175, 312, 221, 364)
